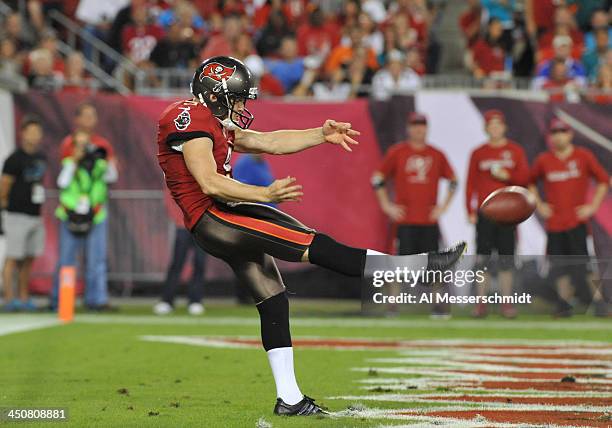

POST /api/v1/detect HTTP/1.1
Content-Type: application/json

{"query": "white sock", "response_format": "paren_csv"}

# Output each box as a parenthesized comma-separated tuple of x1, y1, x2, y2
(267, 347, 303, 405)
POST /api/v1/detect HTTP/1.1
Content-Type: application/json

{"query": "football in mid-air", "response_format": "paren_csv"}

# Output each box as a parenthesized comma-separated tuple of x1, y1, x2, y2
(480, 186, 536, 225)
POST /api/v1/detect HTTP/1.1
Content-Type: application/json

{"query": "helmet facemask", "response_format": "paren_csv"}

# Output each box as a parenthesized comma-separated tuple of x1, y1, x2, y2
(218, 79, 257, 130)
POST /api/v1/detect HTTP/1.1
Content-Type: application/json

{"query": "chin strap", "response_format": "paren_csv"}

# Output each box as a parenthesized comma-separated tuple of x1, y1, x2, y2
(221, 117, 238, 131)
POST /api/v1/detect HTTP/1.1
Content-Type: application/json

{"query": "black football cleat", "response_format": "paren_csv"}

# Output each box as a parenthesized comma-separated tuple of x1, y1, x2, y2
(426, 241, 467, 272)
(273, 395, 328, 416)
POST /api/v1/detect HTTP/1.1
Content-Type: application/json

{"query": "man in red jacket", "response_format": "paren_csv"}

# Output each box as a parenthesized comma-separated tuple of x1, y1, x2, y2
(529, 118, 609, 317)
(466, 110, 530, 318)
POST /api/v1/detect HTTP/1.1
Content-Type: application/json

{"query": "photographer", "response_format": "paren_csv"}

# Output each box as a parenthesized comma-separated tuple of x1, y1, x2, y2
(50, 130, 117, 311)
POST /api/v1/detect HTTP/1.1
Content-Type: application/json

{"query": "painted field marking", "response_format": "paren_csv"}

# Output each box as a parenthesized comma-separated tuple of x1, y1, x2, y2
(328, 394, 611, 412)
(0, 315, 61, 337)
(76, 313, 612, 331)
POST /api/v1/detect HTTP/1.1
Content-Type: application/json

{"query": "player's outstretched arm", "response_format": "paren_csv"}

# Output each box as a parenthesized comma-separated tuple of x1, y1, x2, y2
(234, 120, 360, 154)
(183, 137, 303, 203)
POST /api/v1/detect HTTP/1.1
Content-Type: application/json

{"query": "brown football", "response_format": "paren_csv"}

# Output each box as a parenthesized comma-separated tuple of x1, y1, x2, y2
(480, 186, 536, 225)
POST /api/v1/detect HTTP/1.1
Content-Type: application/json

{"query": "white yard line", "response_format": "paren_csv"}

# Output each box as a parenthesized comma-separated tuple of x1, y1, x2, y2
(334, 406, 590, 428)
(329, 395, 611, 412)
(371, 356, 612, 366)
(74, 314, 612, 331)
(359, 387, 612, 398)
(0, 315, 61, 337)
(351, 367, 612, 384)
(362, 360, 611, 374)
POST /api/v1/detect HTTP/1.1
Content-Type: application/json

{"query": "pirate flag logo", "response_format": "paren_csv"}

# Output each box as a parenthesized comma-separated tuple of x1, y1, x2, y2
(174, 107, 191, 131)
(199, 62, 236, 92)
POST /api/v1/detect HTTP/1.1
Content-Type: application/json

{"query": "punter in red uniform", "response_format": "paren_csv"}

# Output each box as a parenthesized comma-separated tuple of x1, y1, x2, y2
(156, 56, 465, 416)
(372, 112, 457, 317)
(529, 118, 609, 317)
(466, 110, 530, 318)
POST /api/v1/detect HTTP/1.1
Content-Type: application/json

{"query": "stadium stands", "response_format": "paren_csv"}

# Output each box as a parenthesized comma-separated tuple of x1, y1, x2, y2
(0, 0, 609, 101)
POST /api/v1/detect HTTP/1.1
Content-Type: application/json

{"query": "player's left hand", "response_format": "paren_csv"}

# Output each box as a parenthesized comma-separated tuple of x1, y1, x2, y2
(576, 204, 596, 220)
(322, 120, 360, 152)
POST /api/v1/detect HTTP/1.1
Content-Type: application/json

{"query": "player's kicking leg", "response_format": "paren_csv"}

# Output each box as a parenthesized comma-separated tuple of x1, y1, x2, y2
(191, 202, 466, 416)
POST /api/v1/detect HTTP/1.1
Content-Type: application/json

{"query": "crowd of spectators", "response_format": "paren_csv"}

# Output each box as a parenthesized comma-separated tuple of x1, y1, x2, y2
(460, 0, 612, 102)
(0, 0, 610, 102)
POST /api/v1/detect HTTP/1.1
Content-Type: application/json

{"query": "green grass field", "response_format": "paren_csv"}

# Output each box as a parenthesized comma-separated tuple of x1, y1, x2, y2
(1, 301, 611, 428)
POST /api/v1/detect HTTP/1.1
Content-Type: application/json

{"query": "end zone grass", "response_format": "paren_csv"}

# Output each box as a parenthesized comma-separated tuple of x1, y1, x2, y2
(1, 301, 610, 427)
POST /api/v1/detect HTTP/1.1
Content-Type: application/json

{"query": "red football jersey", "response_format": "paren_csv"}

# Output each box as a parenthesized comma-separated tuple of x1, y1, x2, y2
(531, 146, 609, 232)
(157, 99, 235, 230)
(376, 142, 455, 225)
(466, 140, 530, 215)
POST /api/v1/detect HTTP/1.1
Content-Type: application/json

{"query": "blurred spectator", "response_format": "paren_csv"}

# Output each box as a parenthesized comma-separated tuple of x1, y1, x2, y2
(1, 12, 37, 52)
(60, 103, 117, 166)
(107, 0, 149, 53)
(27, 48, 62, 91)
(51, 130, 117, 312)
(253, 0, 305, 30)
(62, 52, 92, 92)
(583, 29, 610, 79)
(533, 35, 587, 89)
(459, 0, 482, 48)
(153, 191, 206, 316)
(336, 0, 361, 31)
(584, 9, 611, 52)
(232, 33, 284, 97)
(372, 111, 457, 318)
(587, 56, 612, 103)
(538, 6, 584, 61)
(480, 0, 516, 30)
(405, 46, 426, 75)
(466, 110, 529, 319)
(524, 0, 557, 37)
(30, 31, 65, 76)
(76, 0, 129, 29)
(158, 0, 204, 32)
(325, 27, 378, 75)
(121, 5, 164, 64)
(361, 0, 387, 24)
(0, 38, 26, 88)
(529, 119, 609, 317)
(386, 0, 430, 47)
(572, 0, 608, 32)
(346, 45, 376, 97)
(541, 59, 575, 101)
(296, 7, 340, 57)
(0, 116, 47, 312)
(263, 36, 304, 93)
(200, 14, 242, 59)
(256, 9, 293, 57)
(359, 11, 384, 56)
(469, 18, 506, 79)
(371, 49, 421, 100)
(311, 72, 351, 100)
(150, 20, 198, 69)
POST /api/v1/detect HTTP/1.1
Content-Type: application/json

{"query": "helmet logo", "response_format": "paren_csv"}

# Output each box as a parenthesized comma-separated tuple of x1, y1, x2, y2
(174, 107, 191, 131)
(199, 62, 236, 91)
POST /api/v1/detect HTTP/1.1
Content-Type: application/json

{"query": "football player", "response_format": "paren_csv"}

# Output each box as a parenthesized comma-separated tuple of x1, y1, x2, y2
(157, 56, 466, 416)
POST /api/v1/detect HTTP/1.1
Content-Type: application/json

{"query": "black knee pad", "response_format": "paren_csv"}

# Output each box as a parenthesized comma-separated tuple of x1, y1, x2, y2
(309, 233, 365, 277)
(256, 292, 291, 351)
